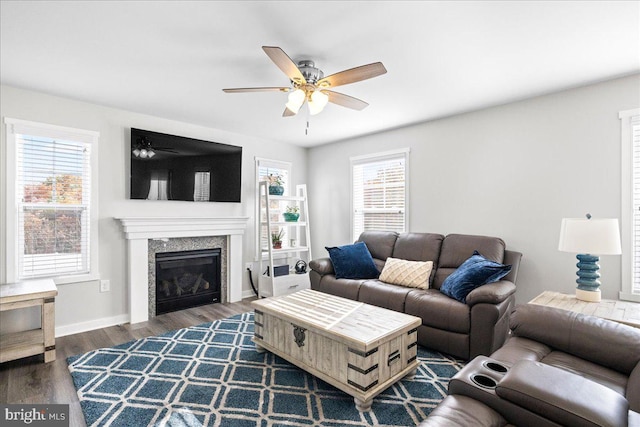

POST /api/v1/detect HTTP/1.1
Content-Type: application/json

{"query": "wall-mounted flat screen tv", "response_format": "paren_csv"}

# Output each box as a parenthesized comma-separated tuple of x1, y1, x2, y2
(130, 128, 242, 202)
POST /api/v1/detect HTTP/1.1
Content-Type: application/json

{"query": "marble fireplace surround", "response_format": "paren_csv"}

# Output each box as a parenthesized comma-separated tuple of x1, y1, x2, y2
(117, 217, 249, 324)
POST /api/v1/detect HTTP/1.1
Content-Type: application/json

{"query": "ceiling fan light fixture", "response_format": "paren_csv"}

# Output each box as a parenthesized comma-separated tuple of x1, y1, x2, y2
(132, 148, 141, 157)
(147, 149, 156, 158)
(285, 88, 305, 114)
(308, 90, 329, 115)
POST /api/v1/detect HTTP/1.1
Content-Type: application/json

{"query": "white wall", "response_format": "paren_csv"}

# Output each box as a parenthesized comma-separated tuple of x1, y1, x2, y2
(308, 74, 640, 304)
(0, 85, 308, 335)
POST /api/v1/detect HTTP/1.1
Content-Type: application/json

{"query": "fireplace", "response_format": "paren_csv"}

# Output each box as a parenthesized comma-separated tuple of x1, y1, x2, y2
(155, 248, 221, 315)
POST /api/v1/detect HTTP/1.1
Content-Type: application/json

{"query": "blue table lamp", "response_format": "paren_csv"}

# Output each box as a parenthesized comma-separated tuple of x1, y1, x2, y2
(558, 214, 622, 302)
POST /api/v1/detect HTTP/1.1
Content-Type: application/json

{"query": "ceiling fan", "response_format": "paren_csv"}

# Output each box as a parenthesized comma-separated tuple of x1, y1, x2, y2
(132, 136, 178, 159)
(223, 46, 387, 117)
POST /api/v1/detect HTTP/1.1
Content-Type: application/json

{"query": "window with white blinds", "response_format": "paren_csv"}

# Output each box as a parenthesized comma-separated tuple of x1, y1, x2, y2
(351, 149, 409, 241)
(255, 158, 292, 257)
(620, 109, 640, 302)
(4, 118, 99, 283)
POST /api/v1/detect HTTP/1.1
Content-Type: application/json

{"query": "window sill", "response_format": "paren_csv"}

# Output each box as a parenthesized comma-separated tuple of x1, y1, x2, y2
(53, 273, 100, 286)
(619, 291, 640, 303)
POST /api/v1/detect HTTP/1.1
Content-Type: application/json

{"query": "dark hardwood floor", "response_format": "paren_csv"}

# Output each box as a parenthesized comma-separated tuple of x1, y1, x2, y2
(0, 298, 256, 427)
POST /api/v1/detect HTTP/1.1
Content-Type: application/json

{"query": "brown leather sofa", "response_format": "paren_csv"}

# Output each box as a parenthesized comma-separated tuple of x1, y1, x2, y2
(421, 304, 640, 426)
(309, 231, 522, 360)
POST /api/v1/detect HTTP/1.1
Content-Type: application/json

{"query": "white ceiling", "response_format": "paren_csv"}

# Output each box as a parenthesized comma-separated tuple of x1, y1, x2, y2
(1, 1, 639, 147)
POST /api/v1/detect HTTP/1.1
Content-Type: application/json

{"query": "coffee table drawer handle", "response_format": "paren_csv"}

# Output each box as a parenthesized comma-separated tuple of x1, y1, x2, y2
(292, 324, 306, 347)
(388, 350, 401, 366)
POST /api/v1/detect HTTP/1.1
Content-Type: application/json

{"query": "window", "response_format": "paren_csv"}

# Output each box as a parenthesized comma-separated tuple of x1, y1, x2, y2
(351, 148, 409, 241)
(255, 158, 292, 258)
(620, 108, 640, 302)
(193, 171, 211, 202)
(4, 118, 99, 284)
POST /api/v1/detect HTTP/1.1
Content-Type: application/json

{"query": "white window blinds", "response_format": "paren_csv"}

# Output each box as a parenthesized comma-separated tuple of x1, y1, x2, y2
(631, 114, 640, 294)
(351, 149, 409, 241)
(16, 134, 92, 279)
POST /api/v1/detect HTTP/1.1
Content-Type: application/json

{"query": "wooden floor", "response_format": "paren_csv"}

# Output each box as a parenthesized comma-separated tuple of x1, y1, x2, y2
(0, 298, 255, 427)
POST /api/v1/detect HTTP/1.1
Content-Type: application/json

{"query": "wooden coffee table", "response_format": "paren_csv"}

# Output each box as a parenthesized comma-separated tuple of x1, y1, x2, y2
(252, 289, 421, 411)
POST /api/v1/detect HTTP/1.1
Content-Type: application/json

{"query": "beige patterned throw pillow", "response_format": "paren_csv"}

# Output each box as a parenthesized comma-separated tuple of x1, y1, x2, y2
(379, 257, 433, 289)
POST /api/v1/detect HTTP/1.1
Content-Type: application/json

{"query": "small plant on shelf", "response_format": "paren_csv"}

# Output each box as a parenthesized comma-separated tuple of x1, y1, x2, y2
(283, 205, 300, 222)
(267, 174, 284, 195)
(271, 229, 285, 249)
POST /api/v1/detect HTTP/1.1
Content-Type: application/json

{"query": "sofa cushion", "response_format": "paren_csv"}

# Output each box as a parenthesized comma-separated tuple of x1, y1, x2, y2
(379, 257, 433, 289)
(541, 351, 628, 396)
(496, 360, 629, 427)
(358, 280, 413, 313)
(392, 232, 444, 263)
(311, 275, 365, 301)
(511, 304, 640, 375)
(357, 231, 398, 262)
(434, 234, 506, 289)
(418, 395, 511, 427)
(325, 242, 379, 280)
(440, 251, 512, 303)
(405, 289, 470, 334)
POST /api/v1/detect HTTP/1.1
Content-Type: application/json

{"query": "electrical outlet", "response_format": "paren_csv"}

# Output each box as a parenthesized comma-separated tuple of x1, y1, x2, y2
(245, 262, 253, 271)
(100, 279, 110, 293)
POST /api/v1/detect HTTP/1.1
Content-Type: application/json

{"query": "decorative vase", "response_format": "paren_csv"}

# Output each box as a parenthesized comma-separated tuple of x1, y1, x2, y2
(269, 185, 284, 195)
(283, 212, 300, 222)
(272, 241, 282, 249)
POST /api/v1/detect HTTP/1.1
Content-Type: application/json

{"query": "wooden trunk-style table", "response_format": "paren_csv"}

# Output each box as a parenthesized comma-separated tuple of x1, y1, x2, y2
(0, 279, 58, 363)
(252, 289, 421, 411)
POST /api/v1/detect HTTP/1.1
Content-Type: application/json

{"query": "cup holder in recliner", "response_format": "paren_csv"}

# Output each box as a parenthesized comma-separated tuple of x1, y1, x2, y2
(484, 361, 508, 373)
(471, 374, 498, 389)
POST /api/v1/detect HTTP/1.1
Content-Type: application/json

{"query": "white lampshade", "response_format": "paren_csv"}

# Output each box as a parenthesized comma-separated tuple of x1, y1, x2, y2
(308, 90, 329, 115)
(285, 89, 305, 114)
(147, 149, 156, 158)
(558, 217, 622, 255)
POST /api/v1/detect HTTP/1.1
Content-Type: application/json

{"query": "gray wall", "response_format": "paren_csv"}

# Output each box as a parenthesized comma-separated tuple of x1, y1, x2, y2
(307, 74, 640, 304)
(0, 85, 308, 335)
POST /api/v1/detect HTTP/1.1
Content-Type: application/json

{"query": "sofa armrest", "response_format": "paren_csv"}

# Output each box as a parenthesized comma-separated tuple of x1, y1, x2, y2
(465, 280, 516, 306)
(496, 360, 629, 427)
(309, 258, 334, 276)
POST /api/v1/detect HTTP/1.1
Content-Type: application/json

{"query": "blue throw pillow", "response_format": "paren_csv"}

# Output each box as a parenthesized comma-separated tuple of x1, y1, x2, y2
(325, 242, 380, 280)
(440, 251, 512, 303)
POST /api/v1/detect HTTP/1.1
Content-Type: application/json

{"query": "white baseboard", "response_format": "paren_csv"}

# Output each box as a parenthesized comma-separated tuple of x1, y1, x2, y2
(242, 289, 258, 299)
(55, 313, 130, 338)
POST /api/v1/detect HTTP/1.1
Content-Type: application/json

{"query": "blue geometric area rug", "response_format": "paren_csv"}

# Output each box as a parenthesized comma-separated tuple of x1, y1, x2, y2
(68, 312, 464, 427)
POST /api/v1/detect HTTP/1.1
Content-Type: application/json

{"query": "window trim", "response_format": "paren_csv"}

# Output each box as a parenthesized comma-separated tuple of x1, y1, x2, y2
(620, 108, 640, 302)
(254, 157, 292, 261)
(350, 148, 410, 242)
(4, 118, 100, 285)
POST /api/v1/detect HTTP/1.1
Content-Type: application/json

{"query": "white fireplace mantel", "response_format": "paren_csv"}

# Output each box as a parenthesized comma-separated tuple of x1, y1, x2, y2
(117, 216, 249, 324)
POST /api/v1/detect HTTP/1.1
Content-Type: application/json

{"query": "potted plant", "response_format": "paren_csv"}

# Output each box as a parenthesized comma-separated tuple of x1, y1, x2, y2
(271, 229, 285, 249)
(267, 173, 284, 195)
(283, 205, 300, 222)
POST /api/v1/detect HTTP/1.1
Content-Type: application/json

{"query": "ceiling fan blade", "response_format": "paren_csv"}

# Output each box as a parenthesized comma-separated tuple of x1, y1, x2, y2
(223, 87, 289, 93)
(282, 108, 297, 117)
(317, 62, 387, 88)
(262, 46, 306, 85)
(324, 90, 369, 110)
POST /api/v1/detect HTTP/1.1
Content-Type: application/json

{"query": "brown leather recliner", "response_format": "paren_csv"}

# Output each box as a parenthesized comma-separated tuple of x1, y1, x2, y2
(421, 304, 640, 427)
(309, 231, 522, 360)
